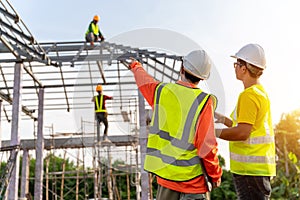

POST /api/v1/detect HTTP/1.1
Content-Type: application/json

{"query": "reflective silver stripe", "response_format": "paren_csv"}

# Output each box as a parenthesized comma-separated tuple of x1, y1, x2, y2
(231, 106, 237, 124)
(230, 152, 275, 164)
(149, 83, 208, 151)
(147, 147, 200, 166)
(245, 135, 274, 145)
(150, 83, 166, 132)
(264, 120, 270, 136)
(182, 92, 209, 143)
(148, 130, 196, 151)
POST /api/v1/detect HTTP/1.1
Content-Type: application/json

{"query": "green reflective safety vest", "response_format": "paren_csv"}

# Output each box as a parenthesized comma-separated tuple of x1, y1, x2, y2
(86, 22, 99, 36)
(94, 95, 106, 113)
(144, 83, 210, 181)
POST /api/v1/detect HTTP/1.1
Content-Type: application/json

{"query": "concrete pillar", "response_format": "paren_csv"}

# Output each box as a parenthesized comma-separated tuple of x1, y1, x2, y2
(34, 87, 45, 200)
(8, 62, 23, 200)
(138, 91, 149, 200)
(20, 149, 29, 198)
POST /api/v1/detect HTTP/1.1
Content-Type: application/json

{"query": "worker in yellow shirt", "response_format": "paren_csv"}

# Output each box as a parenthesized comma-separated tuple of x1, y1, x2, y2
(215, 44, 276, 200)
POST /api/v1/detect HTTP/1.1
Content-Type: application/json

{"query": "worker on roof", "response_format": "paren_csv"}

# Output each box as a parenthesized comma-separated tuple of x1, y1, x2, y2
(92, 84, 113, 141)
(129, 50, 222, 200)
(85, 15, 105, 46)
(215, 44, 276, 199)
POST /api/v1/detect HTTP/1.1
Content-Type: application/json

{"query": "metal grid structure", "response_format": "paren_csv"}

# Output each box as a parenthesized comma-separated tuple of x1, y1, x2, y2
(0, 41, 183, 121)
(0, 0, 184, 199)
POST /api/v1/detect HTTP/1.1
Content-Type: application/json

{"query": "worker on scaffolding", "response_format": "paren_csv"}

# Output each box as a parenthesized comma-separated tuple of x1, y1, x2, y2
(92, 84, 113, 141)
(85, 15, 105, 46)
(128, 50, 222, 200)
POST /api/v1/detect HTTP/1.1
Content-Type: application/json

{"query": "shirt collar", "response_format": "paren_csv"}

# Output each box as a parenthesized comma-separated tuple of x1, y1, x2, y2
(176, 80, 198, 88)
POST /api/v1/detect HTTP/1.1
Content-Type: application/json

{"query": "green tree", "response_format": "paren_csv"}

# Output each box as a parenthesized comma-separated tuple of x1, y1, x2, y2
(272, 109, 300, 199)
(112, 159, 138, 199)
(23, 153, 94, 199)
(211, 155, 236, 200)
(275, 109, 300, 158)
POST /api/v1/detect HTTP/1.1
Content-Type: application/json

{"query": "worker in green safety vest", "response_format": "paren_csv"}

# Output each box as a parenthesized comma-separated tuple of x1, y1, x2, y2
(85, 15, 105, 46)
(129, 50, 222, 200)
(92, 84, 113, 140)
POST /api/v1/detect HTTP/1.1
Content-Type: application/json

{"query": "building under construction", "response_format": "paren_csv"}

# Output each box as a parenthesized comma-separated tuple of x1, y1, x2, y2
(0, 1, 184, 199)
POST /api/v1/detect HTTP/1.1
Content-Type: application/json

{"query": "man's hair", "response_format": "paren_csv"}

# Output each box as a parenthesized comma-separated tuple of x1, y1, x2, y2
(182, 67, 201, 83)
(238, 59, 263, 78)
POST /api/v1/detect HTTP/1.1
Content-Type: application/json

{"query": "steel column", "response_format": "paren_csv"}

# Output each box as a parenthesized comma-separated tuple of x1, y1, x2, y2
(34, 87, 45, 200)
(20, 149, 30, 198)
(8, 62, 23, 199)
(138, 91, 149, 200)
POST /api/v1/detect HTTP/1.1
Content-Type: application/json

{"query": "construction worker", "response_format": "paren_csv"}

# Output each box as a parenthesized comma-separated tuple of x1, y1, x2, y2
(215, 44, 276, 199)
(92, 84, 113, 141)
(129, 50, 222, 200)
(85, 15, 105, 46)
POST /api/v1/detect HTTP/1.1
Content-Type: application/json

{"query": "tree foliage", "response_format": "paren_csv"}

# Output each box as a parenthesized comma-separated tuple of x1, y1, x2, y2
(19, 153, 137, 199)
(275, 109, 300, 159)
(272, 109, 300, 199)
(5, 108, 300, 200)
(211, 155, 236, 200)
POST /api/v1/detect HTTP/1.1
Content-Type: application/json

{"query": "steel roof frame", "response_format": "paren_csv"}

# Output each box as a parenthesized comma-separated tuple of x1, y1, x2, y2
(0, 40, 182, 121)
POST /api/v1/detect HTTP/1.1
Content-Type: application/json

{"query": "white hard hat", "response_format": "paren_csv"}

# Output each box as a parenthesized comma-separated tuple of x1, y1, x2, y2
(231, 44, 266, 69)
(182, 50, 212, 80)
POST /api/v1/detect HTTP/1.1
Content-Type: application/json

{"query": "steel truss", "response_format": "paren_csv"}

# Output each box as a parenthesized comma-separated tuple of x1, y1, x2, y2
(0, 1, 184, 199)
(0, 40, 182, 121)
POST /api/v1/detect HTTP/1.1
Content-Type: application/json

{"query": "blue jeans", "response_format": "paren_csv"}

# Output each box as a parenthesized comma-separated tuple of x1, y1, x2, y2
(233, 174, 271, 200)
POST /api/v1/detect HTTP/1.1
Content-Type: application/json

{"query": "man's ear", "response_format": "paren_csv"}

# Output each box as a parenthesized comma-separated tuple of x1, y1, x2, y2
(242, 65, 247, 73)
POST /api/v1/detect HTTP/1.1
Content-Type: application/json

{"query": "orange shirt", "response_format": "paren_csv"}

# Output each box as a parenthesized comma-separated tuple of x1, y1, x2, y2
(131, 62, 222, 193)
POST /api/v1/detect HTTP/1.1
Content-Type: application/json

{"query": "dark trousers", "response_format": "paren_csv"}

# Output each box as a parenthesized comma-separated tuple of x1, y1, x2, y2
(233, 174, 272, 200)
(156, 184, 207, 200)
(96, 112, 108, 139)
(85, 32, 98, 42)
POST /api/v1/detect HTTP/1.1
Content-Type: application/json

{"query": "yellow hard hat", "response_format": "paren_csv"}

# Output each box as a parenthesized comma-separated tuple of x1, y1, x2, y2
(96, 84, 102, 92)
(93, 15, 100, 21)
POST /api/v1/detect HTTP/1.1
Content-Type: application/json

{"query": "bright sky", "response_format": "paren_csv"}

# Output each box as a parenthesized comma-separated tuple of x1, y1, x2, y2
(5, 0, 300, 166)
(9, 0, 300, 122)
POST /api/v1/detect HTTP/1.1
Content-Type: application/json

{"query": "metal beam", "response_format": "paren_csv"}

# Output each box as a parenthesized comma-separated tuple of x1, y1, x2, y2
(34, 87, 44, 200)
(0, 81, 137, 90)
(0, 135, 137, 150)
(138, 91, 149, 200)
(0, 18, 33, 42)
(20, 149, 29, 199)
(0, 90, 36, 119)
(23, 64, 43, 87)
(0, 42, 181, 64)
(0, 7, 17, 22)
(0, 0, 55, 66)
(97, 61, 106, 84)
(8, 62, 22, 200)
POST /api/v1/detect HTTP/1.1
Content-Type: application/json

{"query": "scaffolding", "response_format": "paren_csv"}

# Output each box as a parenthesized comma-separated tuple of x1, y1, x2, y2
(0, 0, 183, 199)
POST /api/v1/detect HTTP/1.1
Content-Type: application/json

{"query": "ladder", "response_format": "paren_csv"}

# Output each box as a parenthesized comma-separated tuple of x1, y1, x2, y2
(0, 145, 19, 199)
